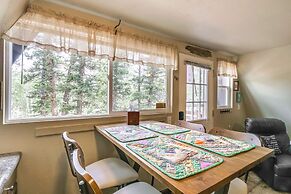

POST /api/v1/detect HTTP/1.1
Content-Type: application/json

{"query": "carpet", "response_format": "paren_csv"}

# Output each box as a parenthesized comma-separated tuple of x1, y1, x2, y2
(247, 172, 289, 194)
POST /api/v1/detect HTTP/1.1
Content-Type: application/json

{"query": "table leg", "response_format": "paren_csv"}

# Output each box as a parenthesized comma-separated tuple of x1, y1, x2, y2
(133, 162, 140, 172)
(244, 171, 249, 183)
(214, 183, 230, 194)
(115, 145, 129, 164)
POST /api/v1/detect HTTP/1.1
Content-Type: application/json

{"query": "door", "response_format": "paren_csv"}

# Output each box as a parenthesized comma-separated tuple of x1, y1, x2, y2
(177, 53, 214, 131)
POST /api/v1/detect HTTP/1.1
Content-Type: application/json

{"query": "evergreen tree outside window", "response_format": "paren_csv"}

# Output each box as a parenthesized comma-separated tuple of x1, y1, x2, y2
(5, 42, 169, 123)
(112, 61, 167, 111)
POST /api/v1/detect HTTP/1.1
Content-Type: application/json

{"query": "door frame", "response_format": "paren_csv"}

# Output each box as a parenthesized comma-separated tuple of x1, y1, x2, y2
(177, 52, 214, 130)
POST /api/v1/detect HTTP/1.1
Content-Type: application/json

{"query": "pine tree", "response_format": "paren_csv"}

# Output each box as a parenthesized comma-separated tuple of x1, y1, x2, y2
(142, 66, 166, 108)
(112, 61, 131, 111)
(60, 54, 77, 115)
(24, 47, 60, 116)
(132, 65, 166, 110)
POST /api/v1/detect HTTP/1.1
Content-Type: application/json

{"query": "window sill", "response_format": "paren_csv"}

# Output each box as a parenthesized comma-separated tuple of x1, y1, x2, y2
(29, 111, 172, 137)
(186, 119, 208, 122)
(217, 107, 233, 110)
(4, 109, 169, 125)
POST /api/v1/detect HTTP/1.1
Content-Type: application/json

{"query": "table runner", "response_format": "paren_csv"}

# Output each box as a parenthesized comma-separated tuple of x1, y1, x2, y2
(127, 137, 223, 180)
(172, 131, 256, 157)
(104, 125, 158, 143)
(140, 122, 190, 135)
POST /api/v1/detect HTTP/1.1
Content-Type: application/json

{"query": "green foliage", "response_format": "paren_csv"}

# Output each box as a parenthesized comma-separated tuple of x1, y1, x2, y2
(10, 44, 167, 119)
(24, 48, 60, 116)
(11, 45, 109, 118)
(112, 61, 166, 111)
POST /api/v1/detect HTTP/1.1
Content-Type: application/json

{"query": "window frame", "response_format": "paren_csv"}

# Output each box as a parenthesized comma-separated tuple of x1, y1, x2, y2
(185, 63, 209, 122)
(3, 41, 172, 124)
(216, 75, 233, 109)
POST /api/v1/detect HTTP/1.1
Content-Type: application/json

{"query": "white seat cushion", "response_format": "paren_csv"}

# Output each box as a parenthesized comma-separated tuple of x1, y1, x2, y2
(211, 178, 247, 194)
(86, 157, 138, 189)
(228, 178, 247, 194)
(114, 182, 161, 194)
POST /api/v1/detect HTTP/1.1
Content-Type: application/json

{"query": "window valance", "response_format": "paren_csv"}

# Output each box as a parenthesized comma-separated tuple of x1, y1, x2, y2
(2, 4, 178, 69)
(115, 32, 177, 69)
(217, 60, 238, 79)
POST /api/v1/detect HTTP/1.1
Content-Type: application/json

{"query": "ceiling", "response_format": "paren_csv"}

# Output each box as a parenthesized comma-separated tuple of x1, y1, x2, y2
(0, 0, 29, 35)
(1, 0, 291, 55)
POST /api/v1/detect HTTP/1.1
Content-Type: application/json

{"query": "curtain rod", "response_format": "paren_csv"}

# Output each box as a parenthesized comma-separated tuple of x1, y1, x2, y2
(184, 60, 212, 70)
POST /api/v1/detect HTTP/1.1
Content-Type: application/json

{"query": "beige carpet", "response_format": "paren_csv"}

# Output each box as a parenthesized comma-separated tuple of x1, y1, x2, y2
(247, 172, 289, 194)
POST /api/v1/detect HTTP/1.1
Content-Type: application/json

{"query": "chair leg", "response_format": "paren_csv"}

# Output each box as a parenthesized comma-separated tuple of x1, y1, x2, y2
(115, 146, 130, 164)
(244, 171, 249, 183)
(151, 176, 155, 186)
(133, 162, 140, 172)
(161, 188, 172, 194)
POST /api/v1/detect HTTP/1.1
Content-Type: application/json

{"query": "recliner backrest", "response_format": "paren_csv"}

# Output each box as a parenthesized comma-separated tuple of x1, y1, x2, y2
(245, 118, 290, 153)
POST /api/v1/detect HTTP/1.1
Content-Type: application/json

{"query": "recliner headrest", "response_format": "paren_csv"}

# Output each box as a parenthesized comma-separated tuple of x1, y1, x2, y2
(245, 118, 287, 135)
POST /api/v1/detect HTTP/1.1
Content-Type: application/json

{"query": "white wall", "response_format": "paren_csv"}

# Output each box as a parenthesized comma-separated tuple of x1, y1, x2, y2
(239, 44, 291, 134)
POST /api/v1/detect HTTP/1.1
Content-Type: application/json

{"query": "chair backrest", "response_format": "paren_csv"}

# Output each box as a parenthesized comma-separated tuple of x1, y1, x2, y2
(177, 120, 206, 133)
(209, 127, 261, 146)
(72, 149, 102, 194)
(245, 118, 290, 152)
(62, 131, 86, 177)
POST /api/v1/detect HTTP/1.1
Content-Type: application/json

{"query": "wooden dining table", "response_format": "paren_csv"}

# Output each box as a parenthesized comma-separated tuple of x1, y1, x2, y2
(95, 122, 273, 194)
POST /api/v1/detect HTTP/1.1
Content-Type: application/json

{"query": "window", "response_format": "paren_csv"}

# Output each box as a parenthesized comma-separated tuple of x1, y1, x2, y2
(186, 64, 209, 121)
(112, 61, 167, 111)
(5, 42, 169, 122)
(217, 76, 233, 109)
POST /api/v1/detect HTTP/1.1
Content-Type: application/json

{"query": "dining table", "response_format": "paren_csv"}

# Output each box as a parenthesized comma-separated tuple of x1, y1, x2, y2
(95, 121, 273, 194)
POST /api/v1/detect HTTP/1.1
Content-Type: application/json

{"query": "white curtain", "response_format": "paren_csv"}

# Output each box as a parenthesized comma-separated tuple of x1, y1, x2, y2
(115, 32, 178, 69)
(2, 4, 178, 69)
(2, 5, 115, 58)
(217, 60, 238, 78)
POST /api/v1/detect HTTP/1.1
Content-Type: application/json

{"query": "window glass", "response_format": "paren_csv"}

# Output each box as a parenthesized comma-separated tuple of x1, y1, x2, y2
(6, 42, 170, 122)
(112, 61, 167, 111)
(9, 43, 109, 120)
(186, 64, 208, 121)
(217, 76, 233, 109)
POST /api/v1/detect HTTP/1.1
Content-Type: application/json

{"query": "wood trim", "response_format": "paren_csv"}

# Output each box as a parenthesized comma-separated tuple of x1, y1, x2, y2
(35, 113, 169, 137)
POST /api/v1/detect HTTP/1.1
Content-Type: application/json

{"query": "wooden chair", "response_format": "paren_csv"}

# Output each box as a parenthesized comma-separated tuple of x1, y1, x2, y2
(176, 120, 206, 133)
(72, 149, 161, 194)
(209, 127, 261, 184)
(208, 127, 261, 146)
(62, 131, 139, 190)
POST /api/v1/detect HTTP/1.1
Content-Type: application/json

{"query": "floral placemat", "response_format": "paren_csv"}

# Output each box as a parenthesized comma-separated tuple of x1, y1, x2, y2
(140, 122, 190, 135)
(126, 137, 223, 180)
(172, 131, 256, 157)
(104, 125, 158, 143)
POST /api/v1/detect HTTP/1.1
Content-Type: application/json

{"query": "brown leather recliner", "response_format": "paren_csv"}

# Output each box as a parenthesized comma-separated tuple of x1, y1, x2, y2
(245, 118, 291, 192)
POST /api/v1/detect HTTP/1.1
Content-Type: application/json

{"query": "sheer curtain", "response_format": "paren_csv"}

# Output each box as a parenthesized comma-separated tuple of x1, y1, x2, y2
(217, 60, 238, 78)
(2, 3, 178, 69)
(2, 4, 115, 58)
(115, 32, 177, 69)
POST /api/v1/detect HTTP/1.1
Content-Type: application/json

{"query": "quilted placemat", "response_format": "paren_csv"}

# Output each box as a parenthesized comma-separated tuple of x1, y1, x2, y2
(126, 137, 223, 180)
(172, 131, 256, 157)
(140, 122, 190, 135)
(104, 125, 158, 143)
